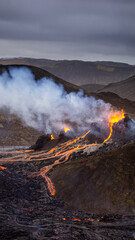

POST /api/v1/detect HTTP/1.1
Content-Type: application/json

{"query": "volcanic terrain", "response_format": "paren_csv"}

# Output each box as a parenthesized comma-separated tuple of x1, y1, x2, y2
(0, 116, 135, 239)
(0, 64, 135, 239)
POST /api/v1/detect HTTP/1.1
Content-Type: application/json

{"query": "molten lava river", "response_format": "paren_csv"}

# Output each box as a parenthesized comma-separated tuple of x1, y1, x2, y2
(0, 109, 134, 239)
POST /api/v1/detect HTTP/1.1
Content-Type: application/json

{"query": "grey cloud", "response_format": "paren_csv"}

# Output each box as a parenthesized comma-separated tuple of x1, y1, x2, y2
(0, 0, 135, 63)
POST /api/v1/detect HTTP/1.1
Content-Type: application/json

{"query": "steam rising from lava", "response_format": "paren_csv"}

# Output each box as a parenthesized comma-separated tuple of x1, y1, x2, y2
(0, 67, 125, 135)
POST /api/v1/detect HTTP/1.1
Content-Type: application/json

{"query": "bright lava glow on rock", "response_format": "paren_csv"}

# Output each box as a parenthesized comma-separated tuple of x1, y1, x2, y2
(103, 109, 125, 143)
(64, 127, 70, 133)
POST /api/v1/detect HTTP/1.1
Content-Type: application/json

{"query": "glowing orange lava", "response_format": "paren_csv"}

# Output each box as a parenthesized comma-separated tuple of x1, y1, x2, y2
(27, 130, 91, 195)
(0, 166, 7, 170)
(72, 218, 81, 222)
(103, 109, 125, 143)
(64, 127, 70, 133)
(51, 134, 55, 140)
(0, 109, 125, 197)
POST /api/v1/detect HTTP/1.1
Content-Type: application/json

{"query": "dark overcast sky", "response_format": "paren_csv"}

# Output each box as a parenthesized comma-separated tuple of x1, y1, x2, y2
(0, 0, 135, 64)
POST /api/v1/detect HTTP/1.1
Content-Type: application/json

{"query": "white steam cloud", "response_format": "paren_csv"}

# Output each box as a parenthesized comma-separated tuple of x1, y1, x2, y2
(0, 67, 112, 134)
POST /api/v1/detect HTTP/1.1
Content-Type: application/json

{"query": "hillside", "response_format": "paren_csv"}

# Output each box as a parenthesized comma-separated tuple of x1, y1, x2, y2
(0, 110, 41, 146)
(43, 60, 135, 86)
(51, 142, 135, 214)
(1, 58, 135, 86)
(81, 83, 105, 92)
(97, 76, 135, 101)
(0, 64, 79, 94)
(0, 64, 135, 146)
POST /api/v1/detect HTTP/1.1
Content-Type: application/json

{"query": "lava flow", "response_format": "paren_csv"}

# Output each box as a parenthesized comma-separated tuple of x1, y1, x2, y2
(0, 109, 125, 196)
(103, 109, 125, 143)
(64, 127, 70, 133)
(29, 109, 125, 195)
(30, 130, 91, 195)
(51, 134, 55, 140)
(0, 165, 7, 171)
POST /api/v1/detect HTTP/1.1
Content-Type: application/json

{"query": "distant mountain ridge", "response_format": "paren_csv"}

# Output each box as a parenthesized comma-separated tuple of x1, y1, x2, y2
(97, 76, 135, 101)
(0, 58, 135, 86)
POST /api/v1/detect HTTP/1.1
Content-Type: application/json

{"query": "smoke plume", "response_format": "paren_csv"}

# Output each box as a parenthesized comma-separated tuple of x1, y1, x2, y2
(0, 66, 113, 134)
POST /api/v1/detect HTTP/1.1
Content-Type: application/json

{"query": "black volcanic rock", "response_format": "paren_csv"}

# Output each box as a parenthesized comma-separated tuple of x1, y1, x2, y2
(30, 133, 71, 151)
(0, 153, 134, 239)
(51, 141, 135, 214)
(30, 134, 52, 150)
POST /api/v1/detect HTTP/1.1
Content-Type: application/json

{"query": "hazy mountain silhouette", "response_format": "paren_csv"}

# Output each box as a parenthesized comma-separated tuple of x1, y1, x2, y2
(1, 58, 135, 86)
(97, 76, 135, 101)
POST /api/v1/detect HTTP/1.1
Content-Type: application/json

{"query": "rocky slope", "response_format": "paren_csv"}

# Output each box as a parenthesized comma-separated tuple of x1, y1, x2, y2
(51, 141, 135, 214)
(0, 110, 41, 146)
(81, 83, 104, 92)
(98, 75, 135, 101)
